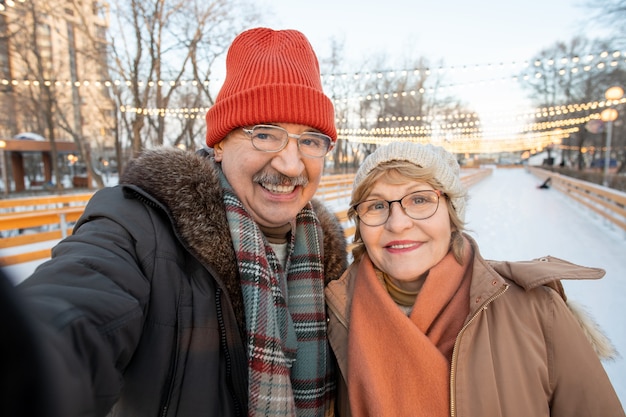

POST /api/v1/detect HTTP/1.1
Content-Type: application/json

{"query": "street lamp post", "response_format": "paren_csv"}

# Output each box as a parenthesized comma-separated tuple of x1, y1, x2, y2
(600, 86, 624, 187)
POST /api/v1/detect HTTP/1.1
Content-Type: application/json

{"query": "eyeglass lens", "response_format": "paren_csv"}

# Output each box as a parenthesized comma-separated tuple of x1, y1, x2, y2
(248, 125, 331, 157)
(355, 190, 441, 226)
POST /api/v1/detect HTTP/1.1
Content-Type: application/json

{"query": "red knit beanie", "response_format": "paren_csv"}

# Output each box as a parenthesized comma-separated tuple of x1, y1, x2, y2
(205, 27, 337, 147)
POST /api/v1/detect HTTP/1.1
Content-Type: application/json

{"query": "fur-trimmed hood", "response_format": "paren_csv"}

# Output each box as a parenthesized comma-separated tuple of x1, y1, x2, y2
(119, 146, 347, 328)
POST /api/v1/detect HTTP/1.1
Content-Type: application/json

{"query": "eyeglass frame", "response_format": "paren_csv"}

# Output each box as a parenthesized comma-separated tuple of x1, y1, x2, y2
(242, 124, 334, 158)
(353, 189, 446, 227)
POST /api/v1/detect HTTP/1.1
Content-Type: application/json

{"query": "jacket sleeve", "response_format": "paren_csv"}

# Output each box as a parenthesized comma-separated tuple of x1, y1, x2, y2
(545, 286, 625, 416)
(17, 187, 160, 417)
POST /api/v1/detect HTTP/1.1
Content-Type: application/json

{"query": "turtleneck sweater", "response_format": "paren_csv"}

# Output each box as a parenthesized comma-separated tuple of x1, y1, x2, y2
(259, 223, 291, 268)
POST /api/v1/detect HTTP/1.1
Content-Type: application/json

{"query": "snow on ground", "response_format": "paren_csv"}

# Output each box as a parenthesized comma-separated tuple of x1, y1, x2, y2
(2, 166, 625, 405)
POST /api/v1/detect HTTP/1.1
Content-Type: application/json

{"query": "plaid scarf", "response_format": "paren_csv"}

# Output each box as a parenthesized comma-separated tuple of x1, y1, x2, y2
(219, 172, 333, 417)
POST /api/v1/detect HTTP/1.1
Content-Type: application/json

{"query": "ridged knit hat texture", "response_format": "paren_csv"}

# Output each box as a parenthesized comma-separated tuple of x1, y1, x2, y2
(205, 27, 336, 147)
(353, 142, 467, 221)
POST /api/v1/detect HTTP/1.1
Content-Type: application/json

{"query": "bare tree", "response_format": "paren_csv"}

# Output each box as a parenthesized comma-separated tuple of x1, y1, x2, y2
(332, 53, 474, 166)
(585, 0, 626, 49)
(2, 0, 113, 189)
(320, 36, 355, 173)
(108, 0, 261, 160)
(521, 37, 626, 171)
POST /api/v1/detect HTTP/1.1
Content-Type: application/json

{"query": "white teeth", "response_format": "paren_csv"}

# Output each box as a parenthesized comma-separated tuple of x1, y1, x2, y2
(389, 243, 413, 249)
(263, 183, 296, 193)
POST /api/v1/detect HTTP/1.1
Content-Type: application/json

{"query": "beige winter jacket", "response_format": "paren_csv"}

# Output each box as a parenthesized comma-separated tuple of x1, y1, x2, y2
(325, 234, 625, 417)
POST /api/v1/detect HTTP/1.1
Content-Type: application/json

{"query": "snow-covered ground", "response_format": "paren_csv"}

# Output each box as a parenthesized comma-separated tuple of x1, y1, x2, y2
(2, 166, 625, 405)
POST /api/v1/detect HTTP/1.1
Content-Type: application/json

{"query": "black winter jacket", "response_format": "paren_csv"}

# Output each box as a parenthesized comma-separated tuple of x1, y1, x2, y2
(18, 147, 348, 417)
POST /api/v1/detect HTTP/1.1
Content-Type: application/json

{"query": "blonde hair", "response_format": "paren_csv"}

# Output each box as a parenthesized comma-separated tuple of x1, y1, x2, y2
(349, 160, 466, 263)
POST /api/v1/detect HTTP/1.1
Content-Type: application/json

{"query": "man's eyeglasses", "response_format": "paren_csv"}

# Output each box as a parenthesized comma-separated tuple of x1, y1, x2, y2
(353, 190, 445, 227)
(242, 125, 333, 158)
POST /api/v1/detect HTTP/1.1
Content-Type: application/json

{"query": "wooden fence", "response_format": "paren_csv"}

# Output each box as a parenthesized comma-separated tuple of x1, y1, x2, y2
(528, 166, 626, 232)
(0, 168, 494, 266)
(0, 193, 93, 265)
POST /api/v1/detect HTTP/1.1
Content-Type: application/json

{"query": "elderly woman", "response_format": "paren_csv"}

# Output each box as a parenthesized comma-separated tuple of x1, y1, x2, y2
(325, 142, 624, 417)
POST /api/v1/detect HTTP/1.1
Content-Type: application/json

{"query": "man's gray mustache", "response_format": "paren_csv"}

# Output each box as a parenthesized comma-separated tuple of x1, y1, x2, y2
(253, 172, 309, 187)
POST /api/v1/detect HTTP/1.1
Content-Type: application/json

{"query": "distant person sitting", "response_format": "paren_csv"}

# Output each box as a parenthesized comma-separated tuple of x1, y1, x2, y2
(538, 177, 551, 189)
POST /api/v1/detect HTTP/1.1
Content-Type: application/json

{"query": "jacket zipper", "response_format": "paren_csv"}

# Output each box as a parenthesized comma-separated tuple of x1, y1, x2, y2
(159, 273, 186, 417)
(216, 287, 245, 416)
(449, 284, 509, 417)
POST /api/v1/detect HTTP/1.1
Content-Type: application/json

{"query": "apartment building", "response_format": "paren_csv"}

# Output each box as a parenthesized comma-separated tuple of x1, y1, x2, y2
(0, 0, 115, 157)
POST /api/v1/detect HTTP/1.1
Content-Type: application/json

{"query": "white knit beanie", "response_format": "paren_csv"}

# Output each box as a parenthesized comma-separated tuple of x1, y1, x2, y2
(353, 142, 467, 221)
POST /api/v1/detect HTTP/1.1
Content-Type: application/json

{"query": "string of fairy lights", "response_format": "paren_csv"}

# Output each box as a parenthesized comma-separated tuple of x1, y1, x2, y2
(2, 0, 624, 152)
(3, 79, 623, 156)
(322, 50, 624, 83)
(1, 0, 624, 155)
(2, 49, 622, 97)
(0, 0, 27, 13)
(336, 98, 622, 154)
(111, 53, 623, 115)
(111, 77, 625, 154)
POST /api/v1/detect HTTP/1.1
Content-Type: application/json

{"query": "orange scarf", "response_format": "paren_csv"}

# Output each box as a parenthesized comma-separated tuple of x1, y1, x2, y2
(347, 243, 472, 417)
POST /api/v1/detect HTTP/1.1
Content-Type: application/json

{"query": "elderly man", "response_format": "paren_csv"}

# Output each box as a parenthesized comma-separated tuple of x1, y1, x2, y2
(17, 27, 347, 417)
